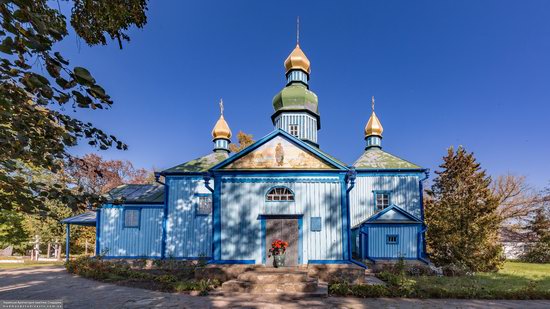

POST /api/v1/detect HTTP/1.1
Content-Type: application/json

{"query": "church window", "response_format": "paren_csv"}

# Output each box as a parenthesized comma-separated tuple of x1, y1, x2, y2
(266, 187, 294, 201)
(386, 234, 398, 244)
(289, 124, 299, 137)
(123, 209, 140, 228)
(196, 194, 212, 215)
(374, 191, 390, 211)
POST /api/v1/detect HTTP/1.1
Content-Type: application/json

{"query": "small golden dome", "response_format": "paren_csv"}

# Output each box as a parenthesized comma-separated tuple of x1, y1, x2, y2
(365, 111, 383, 137)
(284, 44, 311, 74)
(212, 115, 232, 140)
(365, 96, 383, 137)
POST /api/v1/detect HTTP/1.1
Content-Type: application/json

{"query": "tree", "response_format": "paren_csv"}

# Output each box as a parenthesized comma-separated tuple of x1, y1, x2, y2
(425, 146, 504, 272)
(0, 0, 149, 214)
(522, 207, 550, 263)
(492, 174, 540, 224)
(229, 131, 255, 153)
(66, 153, 152, 195)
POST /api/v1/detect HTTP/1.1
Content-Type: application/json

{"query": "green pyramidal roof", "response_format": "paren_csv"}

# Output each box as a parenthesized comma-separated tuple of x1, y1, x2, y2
(162, 152, 229, 174)
(353, 147, 422, 170)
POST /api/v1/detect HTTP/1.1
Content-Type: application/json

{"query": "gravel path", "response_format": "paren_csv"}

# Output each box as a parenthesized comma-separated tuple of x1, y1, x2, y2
(1, 266, 549, 308)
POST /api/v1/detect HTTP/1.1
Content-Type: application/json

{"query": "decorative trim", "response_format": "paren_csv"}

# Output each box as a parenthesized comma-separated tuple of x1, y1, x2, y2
(355, 170, 426, 174)
(222, 177, 340, 183)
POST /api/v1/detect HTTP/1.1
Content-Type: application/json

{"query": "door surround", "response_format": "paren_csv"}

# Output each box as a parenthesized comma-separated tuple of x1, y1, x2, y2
(259, 214, 303, 265)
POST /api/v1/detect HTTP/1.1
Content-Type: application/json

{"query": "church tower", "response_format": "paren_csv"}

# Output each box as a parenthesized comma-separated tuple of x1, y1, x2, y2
(365, 96, 383, 149)
(272, 20, 320, 147)
(212, 99, 232, 153)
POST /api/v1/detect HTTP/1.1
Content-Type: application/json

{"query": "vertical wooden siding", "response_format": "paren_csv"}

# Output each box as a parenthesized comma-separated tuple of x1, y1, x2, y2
(165, 176, 212, 258)
(350, 174, 422, 227)
(99, 205, 163, 257)
(367, 225, 419, 259)
(220, 176, 343, 263)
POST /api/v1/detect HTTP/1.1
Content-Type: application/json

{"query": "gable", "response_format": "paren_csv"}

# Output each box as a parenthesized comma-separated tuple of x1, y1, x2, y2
(223, 135, 337, 170)
(375, 209, 414, 222)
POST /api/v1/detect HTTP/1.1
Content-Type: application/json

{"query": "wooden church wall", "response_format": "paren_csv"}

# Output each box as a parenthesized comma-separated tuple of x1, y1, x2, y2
(349, 174, 422, 227)
(219, 176, 344, 264)
(164, 176, 213, 258)
(99, 205, 163, 258)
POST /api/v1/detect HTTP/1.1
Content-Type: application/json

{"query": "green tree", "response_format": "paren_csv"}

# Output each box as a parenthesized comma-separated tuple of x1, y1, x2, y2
(229, 131, 255, 153)
(0, 0, 148, 214)
(425, 146, 504, 272)
(522, 208, 550, 263)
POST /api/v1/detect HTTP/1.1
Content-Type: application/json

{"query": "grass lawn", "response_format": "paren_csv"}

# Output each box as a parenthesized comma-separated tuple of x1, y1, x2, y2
(330, 261, 550, 299)
(410, 261, 550, 298)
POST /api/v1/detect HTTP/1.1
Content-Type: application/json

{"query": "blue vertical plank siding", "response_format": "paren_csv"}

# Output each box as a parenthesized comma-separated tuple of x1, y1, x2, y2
(164, 176, 213, 258)
(99, 205, 163, 258)
(350, 174, 422, 227)
(274, 112, 318, 145)
(219, 176, 343, 264)
(365, 225, 419, 259)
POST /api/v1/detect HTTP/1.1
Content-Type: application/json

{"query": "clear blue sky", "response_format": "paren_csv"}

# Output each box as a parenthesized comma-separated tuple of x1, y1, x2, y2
(58, 1, 550, 189)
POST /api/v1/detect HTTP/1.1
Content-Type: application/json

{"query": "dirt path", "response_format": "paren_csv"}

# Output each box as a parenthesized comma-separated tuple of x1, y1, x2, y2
(1, 266, 549, 308)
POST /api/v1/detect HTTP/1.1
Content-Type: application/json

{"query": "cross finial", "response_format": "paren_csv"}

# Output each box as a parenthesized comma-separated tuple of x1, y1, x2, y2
(296, 16, 300, 45)
(219, 98, 224, 115)
(371, 96, 375, 112)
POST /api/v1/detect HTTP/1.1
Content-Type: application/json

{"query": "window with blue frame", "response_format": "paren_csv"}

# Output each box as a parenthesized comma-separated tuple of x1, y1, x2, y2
(386, 234, 398, 244)
(123, 209, 140, 228)
(196, 194, 212, 216)
(266, 187, 294, 201)
(374, 191, 391, 211)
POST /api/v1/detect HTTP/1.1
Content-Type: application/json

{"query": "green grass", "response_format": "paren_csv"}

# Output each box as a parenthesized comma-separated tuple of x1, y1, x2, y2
(410, 261, 550, 298)
(330, 261, 550, 299)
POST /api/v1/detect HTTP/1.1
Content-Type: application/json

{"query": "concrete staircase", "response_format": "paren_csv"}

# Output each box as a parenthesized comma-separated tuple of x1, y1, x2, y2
(218, 267, 327, 297)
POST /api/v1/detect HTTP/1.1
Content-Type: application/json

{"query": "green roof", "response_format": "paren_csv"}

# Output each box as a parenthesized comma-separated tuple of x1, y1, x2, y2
(272, 83, 319, 115)
(104, 184, 164, 204)
(162, 152, 229, 174)
(353, 147, 422, 170)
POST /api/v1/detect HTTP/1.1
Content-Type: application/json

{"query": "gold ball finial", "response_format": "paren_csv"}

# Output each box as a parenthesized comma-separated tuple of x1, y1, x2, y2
(212, 98, 232, 140)
(365, 96, 383, 137)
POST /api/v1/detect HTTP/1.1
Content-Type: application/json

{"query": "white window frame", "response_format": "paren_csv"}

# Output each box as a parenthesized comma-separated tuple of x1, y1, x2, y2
(289, 124, 299, 137)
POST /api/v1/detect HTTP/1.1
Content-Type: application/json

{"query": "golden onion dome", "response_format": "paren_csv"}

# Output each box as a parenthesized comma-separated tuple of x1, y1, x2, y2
(365, 111, 383, 137)
(365, 96, 383, 137)
(212, 115, 232, 140)
(284, 44, 311, 74)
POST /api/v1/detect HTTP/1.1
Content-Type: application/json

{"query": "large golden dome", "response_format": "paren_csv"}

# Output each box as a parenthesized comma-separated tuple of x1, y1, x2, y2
(212, 115, 232, 140)
(284, 44, 311, 74)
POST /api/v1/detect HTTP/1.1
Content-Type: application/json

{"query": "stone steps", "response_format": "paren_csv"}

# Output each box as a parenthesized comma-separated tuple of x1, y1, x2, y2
(219, 268, 327, 297)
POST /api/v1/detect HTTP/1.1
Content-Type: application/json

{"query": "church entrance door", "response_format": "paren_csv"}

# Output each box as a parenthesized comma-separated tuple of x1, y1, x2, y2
(265, 218, 299, 266)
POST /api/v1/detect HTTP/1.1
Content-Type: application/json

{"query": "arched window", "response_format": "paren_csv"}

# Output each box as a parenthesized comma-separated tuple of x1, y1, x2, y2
(266, 187, 294, 201)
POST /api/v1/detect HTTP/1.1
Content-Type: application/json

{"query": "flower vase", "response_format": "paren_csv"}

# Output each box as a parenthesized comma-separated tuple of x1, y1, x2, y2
(273, 253, 286, 268)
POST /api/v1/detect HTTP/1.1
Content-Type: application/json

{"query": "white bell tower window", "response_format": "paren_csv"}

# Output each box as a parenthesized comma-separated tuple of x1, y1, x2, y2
(289, 124, 299, 137)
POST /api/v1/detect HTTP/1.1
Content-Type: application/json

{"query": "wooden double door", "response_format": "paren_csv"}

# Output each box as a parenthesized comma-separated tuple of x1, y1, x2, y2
(265, 218, 299, 266)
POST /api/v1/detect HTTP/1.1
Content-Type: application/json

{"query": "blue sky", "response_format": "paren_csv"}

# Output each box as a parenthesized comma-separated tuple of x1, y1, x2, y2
(58, 1, 550, 188)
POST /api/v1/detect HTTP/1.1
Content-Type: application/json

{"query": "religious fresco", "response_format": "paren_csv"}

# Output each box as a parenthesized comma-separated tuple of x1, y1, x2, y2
(224, 136, 333, 169)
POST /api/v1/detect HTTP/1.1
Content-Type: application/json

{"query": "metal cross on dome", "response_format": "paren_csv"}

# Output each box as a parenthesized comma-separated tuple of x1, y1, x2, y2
(219, 98, 224, 115)
(371, 96, 375, 112)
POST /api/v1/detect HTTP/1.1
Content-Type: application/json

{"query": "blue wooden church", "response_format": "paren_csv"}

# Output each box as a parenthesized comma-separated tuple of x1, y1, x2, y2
(93, 42, 429, 267)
